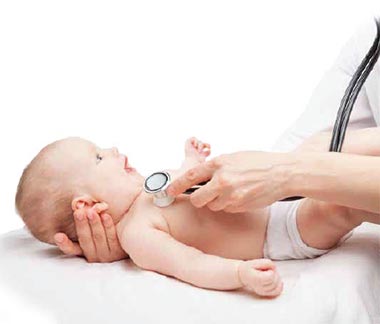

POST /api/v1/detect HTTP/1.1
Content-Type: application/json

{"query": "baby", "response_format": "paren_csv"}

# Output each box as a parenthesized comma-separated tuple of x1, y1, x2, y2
(15, 137, 379, 297)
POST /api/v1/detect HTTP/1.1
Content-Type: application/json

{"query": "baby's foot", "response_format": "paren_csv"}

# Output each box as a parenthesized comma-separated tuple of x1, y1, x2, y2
(238, 259, 283, 297)
(184, 137, 211, 163)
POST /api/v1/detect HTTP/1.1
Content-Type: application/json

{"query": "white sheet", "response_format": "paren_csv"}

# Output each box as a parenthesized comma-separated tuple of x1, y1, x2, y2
(0, 223, 379, 324)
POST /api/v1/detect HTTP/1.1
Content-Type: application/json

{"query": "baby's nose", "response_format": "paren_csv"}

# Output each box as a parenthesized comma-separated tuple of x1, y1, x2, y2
(111, 147, 119, 156)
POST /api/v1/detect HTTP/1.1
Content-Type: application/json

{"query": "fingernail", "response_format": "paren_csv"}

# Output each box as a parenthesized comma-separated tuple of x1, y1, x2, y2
(75, 213, 83, 221)
(101, 214, 109, 221)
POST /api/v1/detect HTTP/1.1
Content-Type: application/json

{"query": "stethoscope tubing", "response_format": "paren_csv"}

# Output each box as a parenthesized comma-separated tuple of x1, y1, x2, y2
(182, 18, 380, 203)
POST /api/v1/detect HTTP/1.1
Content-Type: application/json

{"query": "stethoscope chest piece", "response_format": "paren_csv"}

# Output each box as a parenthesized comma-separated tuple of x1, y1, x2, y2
(144, 171, 175, 207)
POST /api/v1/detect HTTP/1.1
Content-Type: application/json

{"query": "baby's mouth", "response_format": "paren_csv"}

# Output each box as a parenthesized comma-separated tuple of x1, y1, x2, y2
(123, 156, 135, 173)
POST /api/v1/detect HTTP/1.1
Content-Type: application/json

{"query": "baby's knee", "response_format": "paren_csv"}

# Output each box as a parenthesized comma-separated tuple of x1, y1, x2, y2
(317, 201, 356, 231)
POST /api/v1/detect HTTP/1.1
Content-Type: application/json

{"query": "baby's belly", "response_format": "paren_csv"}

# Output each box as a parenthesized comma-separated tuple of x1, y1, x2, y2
(161, 196, 269, 260)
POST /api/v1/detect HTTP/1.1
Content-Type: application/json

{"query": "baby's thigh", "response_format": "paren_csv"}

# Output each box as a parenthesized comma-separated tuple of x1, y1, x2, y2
(296, 199, 353, 250)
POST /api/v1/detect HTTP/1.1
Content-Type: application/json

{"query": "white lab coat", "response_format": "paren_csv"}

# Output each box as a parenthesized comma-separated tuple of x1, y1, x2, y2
(272, 21, 380, 152)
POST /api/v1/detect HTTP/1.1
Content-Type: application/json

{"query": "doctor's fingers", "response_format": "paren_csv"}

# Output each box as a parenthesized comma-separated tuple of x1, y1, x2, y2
(207, 185, 252, 212)
(167, 160, 217, 196)
(224, 193, 272, 213)
(100, 213, 126, 258)
(190, 177, 221, 208)
(191, 170, 239, 209)
(223, 181, 276, 212)
(54, 232, 83, 256)
(206, 192, 232, 212)
(85, 209, 112, 262)
(74, 209, 98, 263)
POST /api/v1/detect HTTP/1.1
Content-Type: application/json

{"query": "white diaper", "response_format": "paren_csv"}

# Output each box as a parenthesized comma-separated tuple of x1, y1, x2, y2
(263, 199, 352, 260)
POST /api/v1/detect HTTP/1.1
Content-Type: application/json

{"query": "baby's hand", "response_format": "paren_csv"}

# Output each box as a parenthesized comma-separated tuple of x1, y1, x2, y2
(185, 137, 211, 162)
(238, 259, 283, 297)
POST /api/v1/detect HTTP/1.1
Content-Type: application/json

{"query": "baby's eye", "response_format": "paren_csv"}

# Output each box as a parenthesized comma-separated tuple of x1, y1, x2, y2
(96, 154, 103, 163)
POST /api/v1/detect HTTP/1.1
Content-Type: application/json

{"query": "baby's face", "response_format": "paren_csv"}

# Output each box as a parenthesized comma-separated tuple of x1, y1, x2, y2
(57, 138, 144, 224)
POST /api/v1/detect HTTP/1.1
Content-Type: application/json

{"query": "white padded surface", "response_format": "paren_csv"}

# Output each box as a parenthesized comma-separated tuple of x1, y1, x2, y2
(0, 223, 379, 324)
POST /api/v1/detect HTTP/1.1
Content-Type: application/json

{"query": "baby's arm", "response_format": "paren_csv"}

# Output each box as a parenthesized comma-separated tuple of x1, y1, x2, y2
(119, 224, 282, 296)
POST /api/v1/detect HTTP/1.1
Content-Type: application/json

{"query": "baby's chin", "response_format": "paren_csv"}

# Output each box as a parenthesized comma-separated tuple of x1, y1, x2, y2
(131, 170, 145, 184)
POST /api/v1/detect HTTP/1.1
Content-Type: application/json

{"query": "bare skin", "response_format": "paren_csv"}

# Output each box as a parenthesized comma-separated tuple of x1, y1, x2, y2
(54, 207, 127, 263)
(167, 128, 380, 214)
(56, 128, 379, 264)
(53, 137, 279, 296)
(113, 139, 276, 295)
(54, 131, 379, 297)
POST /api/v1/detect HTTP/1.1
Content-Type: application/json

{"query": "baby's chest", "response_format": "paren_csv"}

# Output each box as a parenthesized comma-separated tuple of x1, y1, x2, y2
(160, 201, 265, 257)
(129, 195, 266, 259)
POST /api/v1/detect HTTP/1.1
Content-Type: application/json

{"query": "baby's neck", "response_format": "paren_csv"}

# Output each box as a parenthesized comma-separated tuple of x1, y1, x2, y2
(125, 186, 144, 215)
(115, 186, 146, 231)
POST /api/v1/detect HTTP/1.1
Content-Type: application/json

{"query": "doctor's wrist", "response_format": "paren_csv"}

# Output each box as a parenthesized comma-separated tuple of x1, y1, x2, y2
(281, 151, 314, 198)
(271, 152, 301, 199)
(285, 151, 334, 198)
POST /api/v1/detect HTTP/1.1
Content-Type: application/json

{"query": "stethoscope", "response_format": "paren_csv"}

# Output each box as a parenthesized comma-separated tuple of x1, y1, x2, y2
(144, 18, 380, 208)
(143, 171, 209, 207)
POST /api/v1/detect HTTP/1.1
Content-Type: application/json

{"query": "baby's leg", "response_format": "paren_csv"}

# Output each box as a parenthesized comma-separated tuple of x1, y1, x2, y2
(168, 137, 211, 182)
(297, 198, 379, 250)
(181, 137, 211, 171)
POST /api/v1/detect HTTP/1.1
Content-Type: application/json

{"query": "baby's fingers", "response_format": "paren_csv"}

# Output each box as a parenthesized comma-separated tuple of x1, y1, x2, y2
(256, 269, 276, 285)
(262, 281, 284, 297)
(262, 271, 281, 291)
(250, 258, 276, 271)
(255, 269, 283, 297)
(54, 232, 83, 256)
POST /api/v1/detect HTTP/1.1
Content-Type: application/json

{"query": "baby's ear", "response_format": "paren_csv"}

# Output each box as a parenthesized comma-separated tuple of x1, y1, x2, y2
(71, 195, 96, 211)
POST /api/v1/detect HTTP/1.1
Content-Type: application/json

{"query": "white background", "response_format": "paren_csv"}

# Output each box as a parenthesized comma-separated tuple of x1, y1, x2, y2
(0, 1, 379, 322)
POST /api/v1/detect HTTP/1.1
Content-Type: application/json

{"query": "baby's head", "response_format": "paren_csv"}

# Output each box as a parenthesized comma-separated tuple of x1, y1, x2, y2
(15, 137, 144, 244)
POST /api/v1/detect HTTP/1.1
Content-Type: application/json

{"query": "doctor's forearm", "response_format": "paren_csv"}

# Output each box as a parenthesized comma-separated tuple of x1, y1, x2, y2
(287, 152, 380, 213)
(340, 127, 380, 156)
(294, 127, 380, 156)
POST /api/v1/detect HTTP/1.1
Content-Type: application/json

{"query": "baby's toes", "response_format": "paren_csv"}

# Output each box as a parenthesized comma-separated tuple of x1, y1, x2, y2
(185, 137, 199, 153)
(185, 137, 197, 148)
(199, 143, 211, 156)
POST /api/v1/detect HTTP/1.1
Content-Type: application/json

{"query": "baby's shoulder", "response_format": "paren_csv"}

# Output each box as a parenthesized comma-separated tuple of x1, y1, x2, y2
(118, 207, 171, 255)
(117, 196, 170, 243)
(124, 205, 170, 234)
(133, 209, 170, 233)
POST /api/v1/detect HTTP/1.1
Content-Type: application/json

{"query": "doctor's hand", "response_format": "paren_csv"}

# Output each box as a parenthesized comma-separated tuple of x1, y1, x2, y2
(54, 207, 128, 263)
(167, 151, 295, 213)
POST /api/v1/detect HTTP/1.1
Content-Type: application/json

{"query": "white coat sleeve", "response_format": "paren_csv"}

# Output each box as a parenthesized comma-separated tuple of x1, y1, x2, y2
(272, 21, 380, 152)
